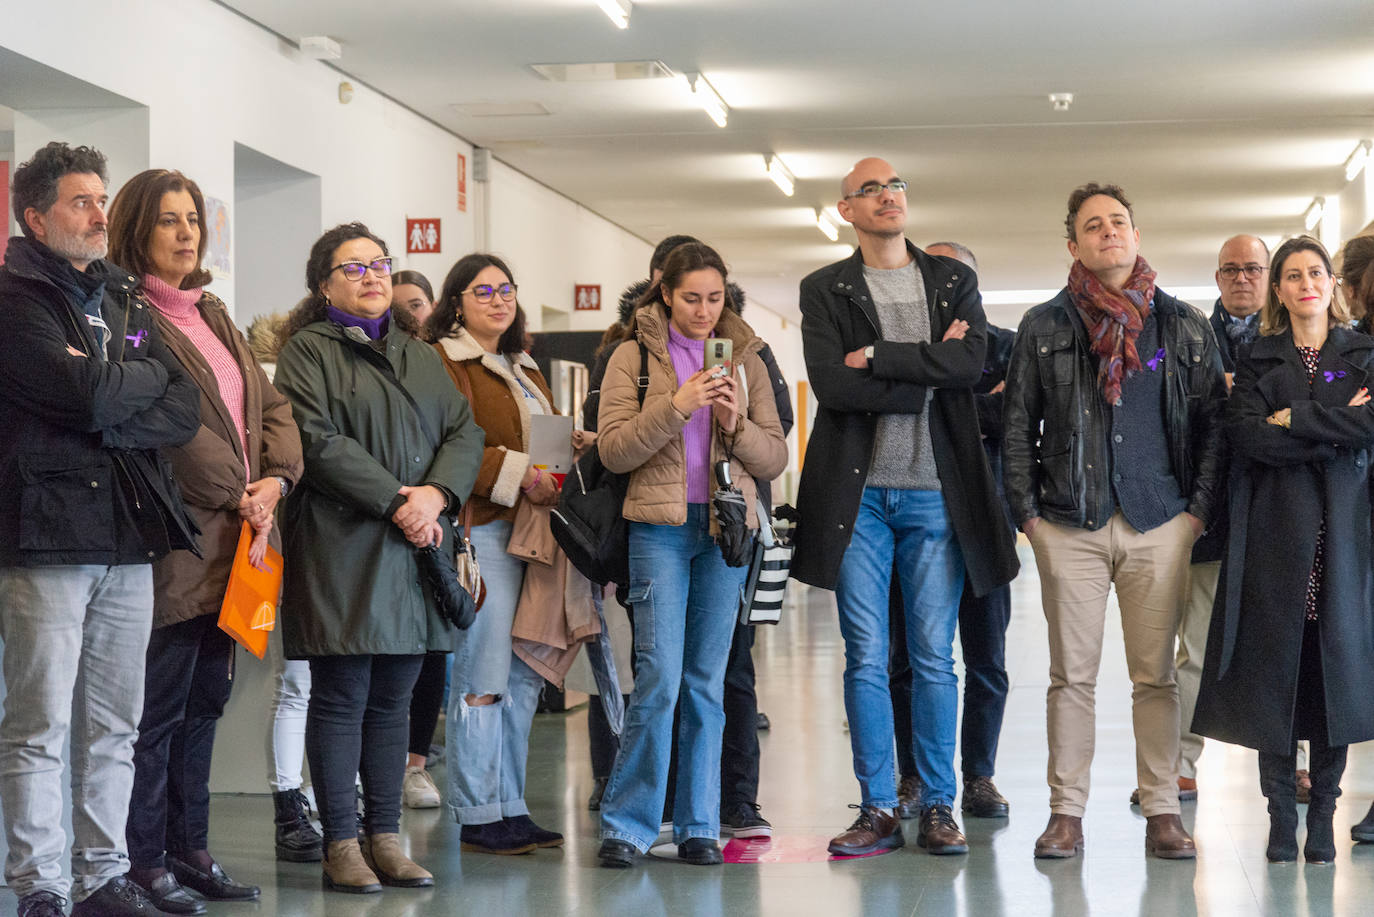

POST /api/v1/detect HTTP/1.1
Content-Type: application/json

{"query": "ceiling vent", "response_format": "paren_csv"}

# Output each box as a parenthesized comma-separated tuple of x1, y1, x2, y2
(530, 60, 673, 82)
(451, 101, 553, 118)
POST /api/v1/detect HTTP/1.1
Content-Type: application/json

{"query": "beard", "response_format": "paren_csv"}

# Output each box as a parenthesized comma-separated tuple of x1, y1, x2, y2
(45, 223, 108, 265)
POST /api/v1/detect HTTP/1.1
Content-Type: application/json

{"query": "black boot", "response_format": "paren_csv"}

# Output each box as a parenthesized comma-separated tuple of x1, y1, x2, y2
(1258, 751, 1298, 862)
(1352, 801, 1374, 843)
(1304, 740, 1347, 864)
(274, 789, 324, 862)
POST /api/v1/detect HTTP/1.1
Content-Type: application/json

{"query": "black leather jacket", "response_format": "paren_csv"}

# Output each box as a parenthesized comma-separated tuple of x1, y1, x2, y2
(0, 236, 201, 566)
(1003, 287, 1227, 532)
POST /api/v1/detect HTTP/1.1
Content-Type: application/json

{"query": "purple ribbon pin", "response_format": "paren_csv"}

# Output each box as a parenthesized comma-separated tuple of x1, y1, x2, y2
(125, 329, 148, 348)
(1323, 370, 1346, 383)
(1145, 347, 1165, 371)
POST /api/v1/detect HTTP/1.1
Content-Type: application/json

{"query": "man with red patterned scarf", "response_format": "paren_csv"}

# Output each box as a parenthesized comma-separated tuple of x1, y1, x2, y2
(1003, 183, 1226, 861)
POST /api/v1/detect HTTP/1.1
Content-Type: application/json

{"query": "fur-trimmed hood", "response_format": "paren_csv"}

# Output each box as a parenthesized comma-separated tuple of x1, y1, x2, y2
(617, 277, 749, 327)
(245, 310, 291, 366)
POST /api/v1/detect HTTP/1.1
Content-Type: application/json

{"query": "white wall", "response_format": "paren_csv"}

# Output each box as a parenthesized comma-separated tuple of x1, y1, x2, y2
(1, 0, 474, 320)
(484, 158, 652, 333)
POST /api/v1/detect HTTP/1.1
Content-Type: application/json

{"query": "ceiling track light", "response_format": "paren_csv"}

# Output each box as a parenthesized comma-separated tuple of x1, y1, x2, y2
(765, 155, 795, 197)
(1304, 197, 1325, 233)
(686, 72, 729, 127)
(594, 0, 632, 29)
(1345, 140, 1371, 183)
(816, 208, 839, 242)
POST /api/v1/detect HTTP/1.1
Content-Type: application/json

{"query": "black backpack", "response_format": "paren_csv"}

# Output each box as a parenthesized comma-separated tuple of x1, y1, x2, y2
(551, 342, 648, 595)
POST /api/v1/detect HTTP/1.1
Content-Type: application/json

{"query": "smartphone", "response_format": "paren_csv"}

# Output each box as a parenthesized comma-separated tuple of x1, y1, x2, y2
(704, 337, 733, 377)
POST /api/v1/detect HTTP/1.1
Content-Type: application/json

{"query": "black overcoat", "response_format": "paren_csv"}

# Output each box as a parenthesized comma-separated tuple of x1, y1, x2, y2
(1192, 327, 1374, 753)
(791, 243, 1019, 597)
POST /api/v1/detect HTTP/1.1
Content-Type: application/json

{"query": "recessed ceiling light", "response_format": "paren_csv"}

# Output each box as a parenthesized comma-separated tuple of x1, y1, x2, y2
(298, 36, 341, 60)
(530, 60, 672, 82)
(1048, 92, 1073, 112)
(595, 0, 632, 29)
(1304, 197, 1325, 232)
(685, 72, 728, 128)
(816, 209, 839, 242)
(765, 155, 795, 197)
(1345, 140, 1371, 183)
(451, 101, 552, 117)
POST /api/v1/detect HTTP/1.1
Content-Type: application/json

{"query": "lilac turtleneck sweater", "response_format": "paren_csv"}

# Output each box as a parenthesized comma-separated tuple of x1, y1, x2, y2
(666, 323, 711, 504)
(143, 274, 249, 476)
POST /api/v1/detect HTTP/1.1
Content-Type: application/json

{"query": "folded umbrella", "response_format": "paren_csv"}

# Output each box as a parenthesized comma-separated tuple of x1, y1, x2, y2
(584, 584, 625, 737)
(711, 460, 753, 567)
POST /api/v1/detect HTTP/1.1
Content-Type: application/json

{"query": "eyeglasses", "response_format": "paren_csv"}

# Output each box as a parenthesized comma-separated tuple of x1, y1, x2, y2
(843, 180, 908, 199)
(462, 283, 518, 303)
(330, 258, 393, 281)
(1218, 264, 1266, 280)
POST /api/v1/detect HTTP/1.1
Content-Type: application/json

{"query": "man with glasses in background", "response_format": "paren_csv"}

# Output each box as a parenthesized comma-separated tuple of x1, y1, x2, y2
(793, 158, 1018, 859)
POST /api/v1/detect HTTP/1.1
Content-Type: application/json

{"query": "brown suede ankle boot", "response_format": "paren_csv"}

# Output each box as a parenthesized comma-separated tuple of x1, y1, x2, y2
(361, 833, 435, 888)
(322, 838, 382, 894)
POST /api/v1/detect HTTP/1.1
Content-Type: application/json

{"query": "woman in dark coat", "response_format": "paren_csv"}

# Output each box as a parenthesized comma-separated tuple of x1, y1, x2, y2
(1192, 235, 1374, 864)
(107, 168, 303, 913)
(273, 223, 484, 893)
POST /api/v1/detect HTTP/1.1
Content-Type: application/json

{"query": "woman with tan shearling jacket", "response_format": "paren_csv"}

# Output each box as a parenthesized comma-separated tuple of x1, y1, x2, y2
(595, 241, 786, 869)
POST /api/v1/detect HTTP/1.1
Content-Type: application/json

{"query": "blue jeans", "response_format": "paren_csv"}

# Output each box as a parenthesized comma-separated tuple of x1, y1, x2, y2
(0, 564, 154, 904)
(600, 504, 746, 851)
(446, 520, 545, 825)
(835, 488, 965, 809)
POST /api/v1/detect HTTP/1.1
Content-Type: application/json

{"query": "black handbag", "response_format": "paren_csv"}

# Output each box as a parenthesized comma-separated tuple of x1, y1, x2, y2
(551, 342, 648, 595)
(415, 542, 478, 630)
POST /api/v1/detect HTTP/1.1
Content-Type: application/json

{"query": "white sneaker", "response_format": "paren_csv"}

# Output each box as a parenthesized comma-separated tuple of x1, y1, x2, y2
(403, 765, 441, 809)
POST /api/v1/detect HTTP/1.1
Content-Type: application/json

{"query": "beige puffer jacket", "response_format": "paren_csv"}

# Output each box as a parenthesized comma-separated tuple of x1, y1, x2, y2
(597, 302, 787, 529)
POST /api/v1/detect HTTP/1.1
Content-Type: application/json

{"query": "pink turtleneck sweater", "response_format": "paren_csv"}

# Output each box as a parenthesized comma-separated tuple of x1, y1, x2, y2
(143, 274, 249, 477)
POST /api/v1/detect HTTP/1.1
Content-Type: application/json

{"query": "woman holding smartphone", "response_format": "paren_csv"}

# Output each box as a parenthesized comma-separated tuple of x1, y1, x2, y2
(594, 241, 787, 868)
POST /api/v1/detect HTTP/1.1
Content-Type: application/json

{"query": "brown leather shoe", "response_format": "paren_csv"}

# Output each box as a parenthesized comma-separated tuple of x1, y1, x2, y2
(322, 838, 382, 894)
(1144, 813, 1197, 859)
(1296, 769, 1312, 804)
(827, 806, 904, 856)
(1033, 814, 1083, 858)
(917, 804, 968, 855)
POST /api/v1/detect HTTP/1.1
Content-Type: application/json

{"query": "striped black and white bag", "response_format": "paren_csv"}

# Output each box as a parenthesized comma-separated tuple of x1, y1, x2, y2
(739, 501, 794, 626)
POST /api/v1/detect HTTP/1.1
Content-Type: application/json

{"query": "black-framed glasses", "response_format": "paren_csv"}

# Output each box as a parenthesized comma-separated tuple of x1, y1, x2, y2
(330, 258, 393, 281)
(462, 283, 518, 303)
(844, 180, 908, 199)
(1219, 264, 1266, 279)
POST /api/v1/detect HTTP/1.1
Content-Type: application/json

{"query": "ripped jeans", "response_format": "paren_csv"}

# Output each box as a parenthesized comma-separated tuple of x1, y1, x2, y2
(445, 520, 545, 825)
(599, 504, 746, 851)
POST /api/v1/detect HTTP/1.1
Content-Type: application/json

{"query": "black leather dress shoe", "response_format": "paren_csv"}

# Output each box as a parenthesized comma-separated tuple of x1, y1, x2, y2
(135, 872, 205, 916)
(597, 838, 637, 868)
(167, 856, 260, 901)
(678, 838, 723, 865)
(17, 891, 66, 917)
(71, 876, 168, 915)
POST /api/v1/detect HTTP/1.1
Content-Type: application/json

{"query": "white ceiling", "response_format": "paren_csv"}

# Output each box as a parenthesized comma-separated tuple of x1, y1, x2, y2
(219, 0, 1374, 320)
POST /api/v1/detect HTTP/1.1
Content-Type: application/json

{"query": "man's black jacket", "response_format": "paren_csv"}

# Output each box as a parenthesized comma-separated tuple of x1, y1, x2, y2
(1002, 286, 1226, 534)
(791, 242, 1018, 597)
(0, 236, 200, 566)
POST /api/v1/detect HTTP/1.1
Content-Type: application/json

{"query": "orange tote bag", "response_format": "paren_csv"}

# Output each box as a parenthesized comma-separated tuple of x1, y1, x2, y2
(217, 521, 283, 659)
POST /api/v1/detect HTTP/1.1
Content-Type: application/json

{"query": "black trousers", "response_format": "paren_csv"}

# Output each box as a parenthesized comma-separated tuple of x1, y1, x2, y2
(127, 615, 234, 867)
(720, 621, 760, 806)
(408, 652, 448, 758)
(890, 571, 1012, 779)
(306, 654, 424, 843)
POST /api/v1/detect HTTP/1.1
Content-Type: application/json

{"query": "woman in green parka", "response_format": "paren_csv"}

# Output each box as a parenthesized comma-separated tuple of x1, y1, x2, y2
(273, 223, 483, 894)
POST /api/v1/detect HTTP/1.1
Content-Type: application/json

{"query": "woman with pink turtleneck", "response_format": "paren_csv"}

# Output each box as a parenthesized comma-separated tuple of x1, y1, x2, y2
(106, 170, 303, 915)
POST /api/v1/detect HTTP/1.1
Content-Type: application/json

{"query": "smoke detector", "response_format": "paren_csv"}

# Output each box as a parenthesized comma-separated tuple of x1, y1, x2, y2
(1048, 92, 1074, 112)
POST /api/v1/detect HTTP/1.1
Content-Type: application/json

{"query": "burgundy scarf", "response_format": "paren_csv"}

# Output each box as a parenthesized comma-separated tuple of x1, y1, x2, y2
(1068, 255, 1157, 406)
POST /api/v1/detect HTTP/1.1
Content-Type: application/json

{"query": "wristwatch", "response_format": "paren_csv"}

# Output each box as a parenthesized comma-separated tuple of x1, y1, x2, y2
(274, 476, 290, 497)
(863, 345, 875, 363)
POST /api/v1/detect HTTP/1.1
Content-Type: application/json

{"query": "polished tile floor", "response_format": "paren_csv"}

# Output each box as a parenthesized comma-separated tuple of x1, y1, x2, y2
(8, 543, 1374, 915)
